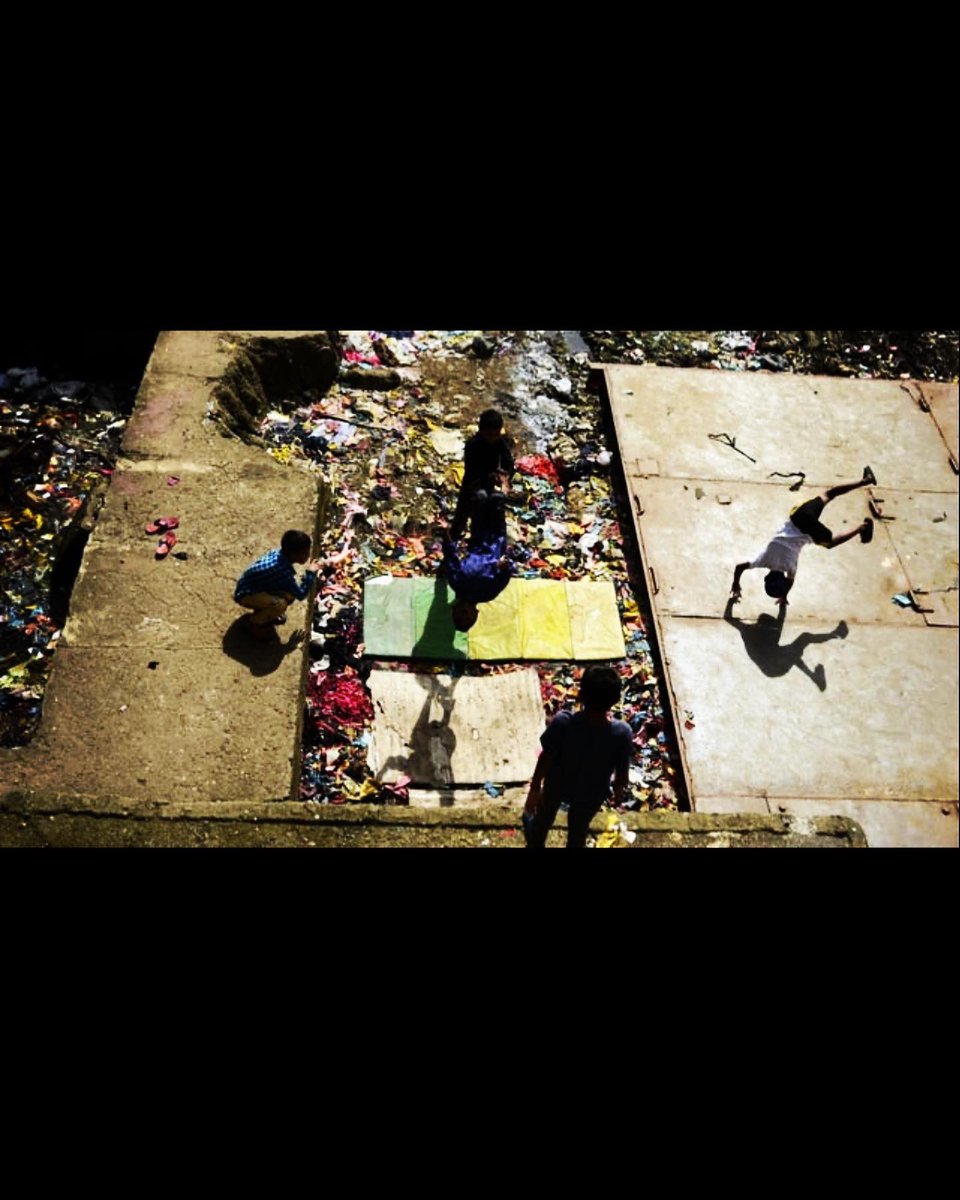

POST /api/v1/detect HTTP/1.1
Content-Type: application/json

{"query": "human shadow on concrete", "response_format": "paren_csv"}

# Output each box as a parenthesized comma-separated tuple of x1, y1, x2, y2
(222, 617, 305, 676)
(374, 672, 461, 802)
(723, 598, 848, 692)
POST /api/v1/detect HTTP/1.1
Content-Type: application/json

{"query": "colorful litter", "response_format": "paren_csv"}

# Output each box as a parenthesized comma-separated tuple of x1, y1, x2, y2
(258, 330, 683, 813)
(1, 363, 134, 746)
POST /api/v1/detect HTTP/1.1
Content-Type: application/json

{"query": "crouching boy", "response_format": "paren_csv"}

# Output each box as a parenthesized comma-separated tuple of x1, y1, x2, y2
(234, 529, 322, 640)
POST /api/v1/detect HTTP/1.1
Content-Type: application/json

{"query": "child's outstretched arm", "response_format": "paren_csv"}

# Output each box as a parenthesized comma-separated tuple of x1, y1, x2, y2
(730, 562, 752, 600)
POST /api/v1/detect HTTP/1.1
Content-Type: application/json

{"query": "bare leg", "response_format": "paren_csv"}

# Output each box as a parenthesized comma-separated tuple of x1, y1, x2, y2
(822, 477, 871, 505)
(795, 659, 827, 691)
(826, 524, 868, 549)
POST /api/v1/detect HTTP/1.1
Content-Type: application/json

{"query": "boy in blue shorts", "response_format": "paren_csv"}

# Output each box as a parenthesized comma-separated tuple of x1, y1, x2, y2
(523, 665, 633, 850)
(730, 467, 876, 607)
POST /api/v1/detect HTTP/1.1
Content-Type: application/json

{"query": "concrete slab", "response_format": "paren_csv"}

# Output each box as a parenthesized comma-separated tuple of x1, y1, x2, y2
(63, 465, 320, 651)
(662, 618, 958, 805)
(604, 365, 960, 846)
(143, 330, 234, 381)
(0, 331, 332, 812)
(693, 794, 772, 815)
(767, 799, 958, 849)
(122, 370, 221, 460)
(605, 365, 958, 493)
(918, 381, 959, 467)
(871, 489, 959, 627)
(626, 477, 922, 626)
(23, 645, 304, 803)
(0, 795, 869, 848)
(367, 668, 543, 786)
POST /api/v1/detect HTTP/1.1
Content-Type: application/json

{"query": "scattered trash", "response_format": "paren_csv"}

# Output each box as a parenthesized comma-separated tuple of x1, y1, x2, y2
(769, 471, 806, 491)
(1, 361, 134, 746)
(584, 331, 958, 383)
(708, 432, 757, 464)
(255, 331, 681, 811)
(596, 813, 636, 848)
(890, 593, 932, 612)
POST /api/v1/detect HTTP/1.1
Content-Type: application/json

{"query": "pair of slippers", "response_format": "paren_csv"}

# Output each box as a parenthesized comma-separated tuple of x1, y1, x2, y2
(145, 516, 179, 558)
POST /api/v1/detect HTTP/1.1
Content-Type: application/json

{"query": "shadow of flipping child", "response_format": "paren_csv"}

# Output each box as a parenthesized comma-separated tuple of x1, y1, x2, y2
(375, 672, 460, 793)
(723, 597, 848, 691)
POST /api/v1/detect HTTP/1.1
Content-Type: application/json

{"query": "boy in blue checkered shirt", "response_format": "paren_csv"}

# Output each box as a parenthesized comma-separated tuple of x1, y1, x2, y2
(234, 529, 322, 640)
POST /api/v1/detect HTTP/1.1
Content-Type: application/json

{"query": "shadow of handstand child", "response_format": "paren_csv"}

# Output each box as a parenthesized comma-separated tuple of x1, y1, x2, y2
(375, 672, 460, 795)
(723, 597, 848, 691)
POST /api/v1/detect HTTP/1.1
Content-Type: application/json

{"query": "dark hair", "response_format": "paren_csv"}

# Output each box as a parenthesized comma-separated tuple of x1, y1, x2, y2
(579, 665, 622, 711)
(451, 599, 478, 632)
(281, 529, 312, 556)
(764, 571, 791, 598)
(478, 408, 503, 432)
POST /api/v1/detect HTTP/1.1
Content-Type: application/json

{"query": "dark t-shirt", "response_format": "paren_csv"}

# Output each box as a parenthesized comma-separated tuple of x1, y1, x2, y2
(462, 433, 514, 490)
(540, 710, 633, 810)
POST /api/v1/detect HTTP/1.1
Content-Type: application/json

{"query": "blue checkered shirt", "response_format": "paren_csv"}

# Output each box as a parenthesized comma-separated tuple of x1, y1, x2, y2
(234, 549, 317, 602)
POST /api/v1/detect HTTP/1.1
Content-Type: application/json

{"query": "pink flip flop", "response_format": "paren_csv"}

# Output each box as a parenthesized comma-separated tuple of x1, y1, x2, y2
(145, 516, 180, 535)
(155, 532, 178, 558)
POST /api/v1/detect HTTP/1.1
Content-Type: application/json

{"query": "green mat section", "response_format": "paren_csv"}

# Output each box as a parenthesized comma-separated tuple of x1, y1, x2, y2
(363, 576, 625, 660)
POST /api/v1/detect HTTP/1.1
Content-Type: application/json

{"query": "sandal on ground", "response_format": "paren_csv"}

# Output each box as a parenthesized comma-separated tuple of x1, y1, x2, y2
(145, 516, 180, 535)
(862, 466, 877, 486)
(155, 531, 178, 558)
(860, 518, 874, 543)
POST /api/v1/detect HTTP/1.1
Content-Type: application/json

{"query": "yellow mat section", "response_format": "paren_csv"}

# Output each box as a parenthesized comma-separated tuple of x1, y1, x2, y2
(363, 575, 625, 660)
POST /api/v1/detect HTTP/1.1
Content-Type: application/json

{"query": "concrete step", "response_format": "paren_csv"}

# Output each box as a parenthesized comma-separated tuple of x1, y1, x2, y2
(0, 792, 867, 848)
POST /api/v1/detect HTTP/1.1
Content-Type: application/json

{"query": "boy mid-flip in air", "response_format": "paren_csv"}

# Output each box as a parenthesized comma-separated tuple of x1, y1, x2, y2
(730, 466, 877, 606)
